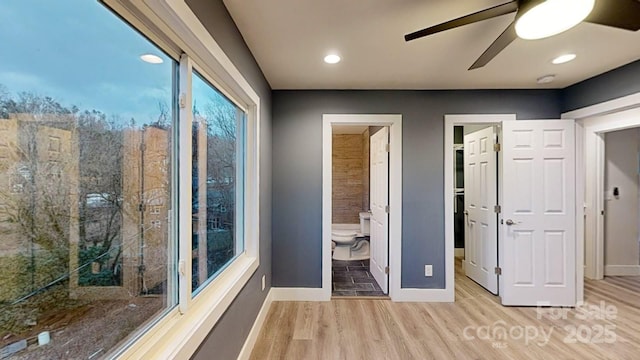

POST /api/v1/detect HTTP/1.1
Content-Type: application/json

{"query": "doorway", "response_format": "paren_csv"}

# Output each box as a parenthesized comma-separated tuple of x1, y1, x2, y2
(456, 124, 500, 295)
(322, 114, 402, 300)
(330, 124, 386, 297)
(602, 128, 640, 277)
(446, 114, 579, 306)
(578, 107, 640, 283)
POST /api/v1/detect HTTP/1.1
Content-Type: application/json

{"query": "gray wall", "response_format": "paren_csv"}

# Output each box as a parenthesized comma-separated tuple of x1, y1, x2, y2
(272, 90, 562, 288)
(562, 60, 640, 112)
(186, 1, 272, 359)
(604, 128, 640, 269)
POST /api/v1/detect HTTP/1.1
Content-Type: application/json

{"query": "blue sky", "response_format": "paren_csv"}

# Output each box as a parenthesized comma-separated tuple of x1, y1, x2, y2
(0, 0, 232, 125)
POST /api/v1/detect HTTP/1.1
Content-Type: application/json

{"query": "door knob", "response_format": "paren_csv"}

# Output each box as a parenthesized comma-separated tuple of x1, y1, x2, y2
(464, 210, 469, 216)
(505, 219, 516, 226)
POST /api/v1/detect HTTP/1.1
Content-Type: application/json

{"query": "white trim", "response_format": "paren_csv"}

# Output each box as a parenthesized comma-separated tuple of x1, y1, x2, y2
(120, 256, 258, 359)
(178, 54, 193, 314)
(454, 248, 465, 258)
(562, 94, 640, 289)
(236, 289, 273, 360)
(322, 114, 402, 301)
(143, 0, 260, 109)
(562, 92, 640, 120)
(575, 121, 585, 303)
(270, 288, 329, 301)
(444, 114, 516, 302)
(604, 265, 640, 276)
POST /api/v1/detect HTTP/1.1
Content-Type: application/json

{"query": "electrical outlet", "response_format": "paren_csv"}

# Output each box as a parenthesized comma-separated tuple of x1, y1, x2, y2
(424, 265, 433, 277)
(261, 275, 266, 291)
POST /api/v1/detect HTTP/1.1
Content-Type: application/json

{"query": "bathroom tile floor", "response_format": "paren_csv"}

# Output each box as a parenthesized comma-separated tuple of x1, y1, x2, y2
(332, 259, 386, 297)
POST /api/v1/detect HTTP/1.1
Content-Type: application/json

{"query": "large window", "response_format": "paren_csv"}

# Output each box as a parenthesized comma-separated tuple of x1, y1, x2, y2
(191, 71, 246, 295)
(0, 0, 175, 358)
(0, 0, 259, 358)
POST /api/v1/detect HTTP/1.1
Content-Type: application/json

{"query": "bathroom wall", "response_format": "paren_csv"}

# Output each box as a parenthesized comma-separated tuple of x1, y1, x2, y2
(604, 127, 640, 275)
(333, 134, 364, 224)
(362, 128, 370, 211)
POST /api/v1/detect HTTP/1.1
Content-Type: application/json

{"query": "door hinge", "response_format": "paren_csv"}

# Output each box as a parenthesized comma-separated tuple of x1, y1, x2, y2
(494, 143, 501, 152)
(495, 266, 502, 275)
(494, 205, 501, 213)
(385, 266, 389, 274)
(385, 143, 390, 152)
(385, 205, 390, 213)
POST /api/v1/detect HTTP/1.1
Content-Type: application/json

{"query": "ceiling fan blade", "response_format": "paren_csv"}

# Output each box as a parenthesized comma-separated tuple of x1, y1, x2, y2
(469, 22, 517, 70)
(404, 1, 518, 41)
(584, 0, 640, 31)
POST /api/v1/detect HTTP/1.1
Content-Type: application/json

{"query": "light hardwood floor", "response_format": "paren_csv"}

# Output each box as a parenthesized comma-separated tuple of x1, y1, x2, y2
(250, 258, 640, 359)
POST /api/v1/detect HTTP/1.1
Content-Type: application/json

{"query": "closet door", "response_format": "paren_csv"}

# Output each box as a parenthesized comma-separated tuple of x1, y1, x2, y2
(464, 126, 498, 294)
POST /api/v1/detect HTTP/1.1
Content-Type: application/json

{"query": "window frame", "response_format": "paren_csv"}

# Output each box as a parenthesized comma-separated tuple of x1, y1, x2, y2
(189, 65, 249, 297)
(101, 0, 261, 358)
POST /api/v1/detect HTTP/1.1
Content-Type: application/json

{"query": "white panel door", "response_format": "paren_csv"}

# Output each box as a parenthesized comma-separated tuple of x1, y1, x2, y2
(501, 120, 576, 306)
(464, 126, 498, 294)
(370, 127, 389, 293)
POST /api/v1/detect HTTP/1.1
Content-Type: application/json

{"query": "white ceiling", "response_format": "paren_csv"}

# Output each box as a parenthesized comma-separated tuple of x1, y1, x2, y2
(223, 0, 640, 90)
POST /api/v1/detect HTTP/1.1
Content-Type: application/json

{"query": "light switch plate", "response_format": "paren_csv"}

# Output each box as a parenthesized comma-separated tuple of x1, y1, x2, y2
(425, 265, 433, 277)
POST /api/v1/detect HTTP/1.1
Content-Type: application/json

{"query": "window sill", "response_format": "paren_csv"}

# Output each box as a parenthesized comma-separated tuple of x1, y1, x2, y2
(118, 254, 258, 359)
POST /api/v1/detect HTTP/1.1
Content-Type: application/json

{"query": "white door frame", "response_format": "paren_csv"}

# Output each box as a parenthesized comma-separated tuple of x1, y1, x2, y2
(322, 114, 402, 301)
(447, 114, 586, 305)
(445, 114, 515, 301)
(563, 92, 640, 284)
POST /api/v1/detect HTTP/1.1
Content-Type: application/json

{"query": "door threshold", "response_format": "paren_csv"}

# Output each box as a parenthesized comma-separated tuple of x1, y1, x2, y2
(331, 295, 390, 300)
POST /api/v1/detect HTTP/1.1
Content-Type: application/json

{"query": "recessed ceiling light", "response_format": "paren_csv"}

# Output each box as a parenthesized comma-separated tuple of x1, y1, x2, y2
(537, 74, 556, 84)
(324, 54, 341, 64)
(140, 54, 164, 64)
(552, 53, 577, 64)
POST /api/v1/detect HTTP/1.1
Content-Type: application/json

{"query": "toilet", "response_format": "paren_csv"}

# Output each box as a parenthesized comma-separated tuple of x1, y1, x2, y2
(332, 212, 371, 261)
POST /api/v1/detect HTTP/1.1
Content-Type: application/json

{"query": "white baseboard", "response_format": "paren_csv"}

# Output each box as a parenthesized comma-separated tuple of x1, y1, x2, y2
(270, 286, 454, 302)
(237, 289, 273, 360)
(454, 248, 465, 258)
(604, 265, 640, 276)
(391, 288, 454, 302)
(270, 287, 330, 301)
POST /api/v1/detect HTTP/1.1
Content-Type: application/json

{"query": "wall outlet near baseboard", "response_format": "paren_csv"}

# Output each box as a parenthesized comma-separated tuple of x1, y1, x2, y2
(424, 265, 433, 277)
(261, 275, 266, 291)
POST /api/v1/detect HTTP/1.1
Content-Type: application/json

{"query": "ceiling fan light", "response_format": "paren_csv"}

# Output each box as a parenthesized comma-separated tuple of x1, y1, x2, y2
(515, 0, 595, 40)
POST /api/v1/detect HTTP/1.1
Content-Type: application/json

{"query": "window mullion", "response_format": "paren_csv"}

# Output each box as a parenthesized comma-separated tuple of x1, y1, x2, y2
(178, 53, 194, 313)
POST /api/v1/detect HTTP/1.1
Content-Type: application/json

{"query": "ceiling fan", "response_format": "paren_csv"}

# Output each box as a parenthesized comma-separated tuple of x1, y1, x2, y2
(404, 0, 640, 70)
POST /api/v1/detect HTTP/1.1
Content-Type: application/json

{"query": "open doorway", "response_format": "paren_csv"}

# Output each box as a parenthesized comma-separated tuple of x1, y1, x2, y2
(446, 114, 578, 306)
(568, 102, 640, 305)
(330, 124, 386, 297)
(576, 105, 640, 289)
(322, 114, 402, 301)
(453, 124, 500, 296)
(603, 128, 640, 278)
